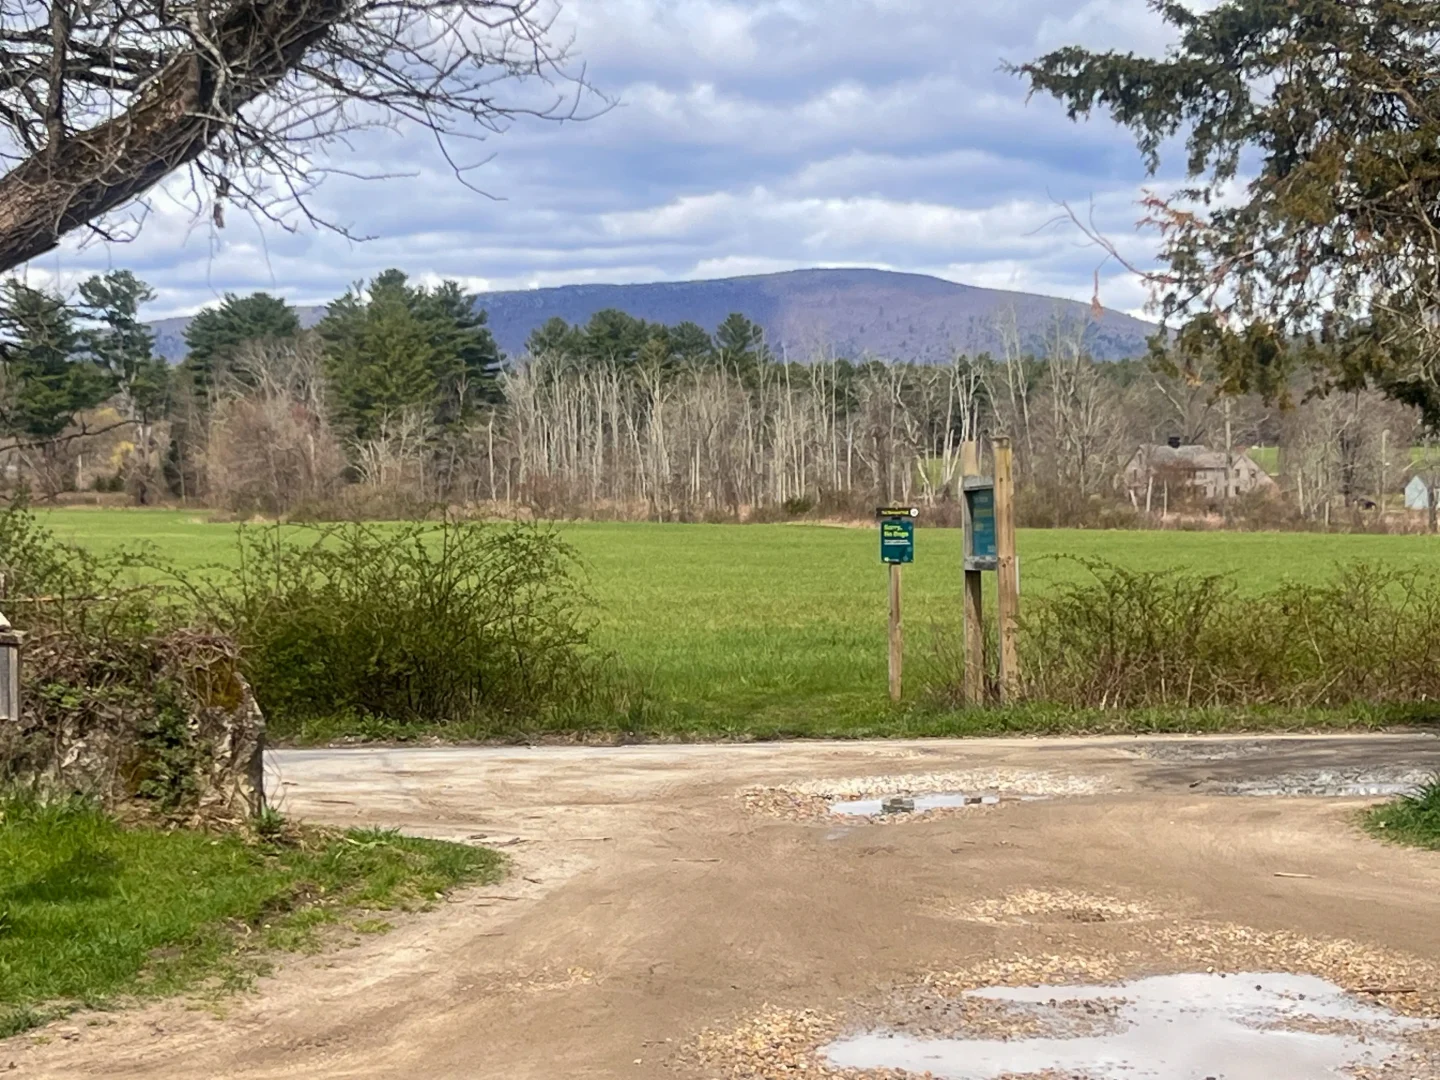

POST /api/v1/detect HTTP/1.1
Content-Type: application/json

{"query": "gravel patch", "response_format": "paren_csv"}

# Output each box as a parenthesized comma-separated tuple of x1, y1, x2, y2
(1126, 739, 1295, 763)
(925, 888, 1162, 926)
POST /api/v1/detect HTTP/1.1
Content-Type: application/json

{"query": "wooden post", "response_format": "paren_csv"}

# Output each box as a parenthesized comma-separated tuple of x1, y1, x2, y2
(960, 440, 984, 704)
(993, 437, 1020, 702)
(0, 615, 18, 723)
(888, 562, 903, 702)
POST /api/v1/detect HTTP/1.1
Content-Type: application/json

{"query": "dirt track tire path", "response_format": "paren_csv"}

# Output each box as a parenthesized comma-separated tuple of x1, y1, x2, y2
(9, 734, 1440, 1079)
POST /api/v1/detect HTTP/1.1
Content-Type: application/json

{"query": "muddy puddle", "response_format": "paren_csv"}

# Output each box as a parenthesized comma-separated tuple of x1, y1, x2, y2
(743, 770, 1108, 822)
(823, 972, 1428, 1079)
(829, 792, 1002, 817)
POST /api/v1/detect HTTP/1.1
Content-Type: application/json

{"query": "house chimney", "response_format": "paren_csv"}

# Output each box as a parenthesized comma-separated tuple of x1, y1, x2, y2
(1167, 435, 1182, 449)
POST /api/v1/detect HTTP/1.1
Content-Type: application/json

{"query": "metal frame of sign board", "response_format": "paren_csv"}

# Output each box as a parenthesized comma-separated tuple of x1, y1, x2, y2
(962, 476, 998, 572)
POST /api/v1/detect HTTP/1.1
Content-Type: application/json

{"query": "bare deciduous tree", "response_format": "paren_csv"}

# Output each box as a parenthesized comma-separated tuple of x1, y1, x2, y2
(0, 0, 596, 270)
(203, 333, 344, 512)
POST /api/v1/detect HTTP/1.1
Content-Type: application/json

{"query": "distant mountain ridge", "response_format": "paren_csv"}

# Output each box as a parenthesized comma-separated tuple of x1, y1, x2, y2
(149, 267, 1158, 362)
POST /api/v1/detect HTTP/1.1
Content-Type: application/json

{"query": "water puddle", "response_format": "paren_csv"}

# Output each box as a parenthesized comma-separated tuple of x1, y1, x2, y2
(829, 792, 1001, 817)
(823, 972, 1427, 1079)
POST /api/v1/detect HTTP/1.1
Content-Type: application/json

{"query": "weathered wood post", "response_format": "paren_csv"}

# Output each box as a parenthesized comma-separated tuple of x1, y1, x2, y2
(0, 611, 19, 722)
(888, 561, 903, 702)
(960, 441, 985, 704)
(993, 437, 1021, 702)
(877, 506, 917, 703)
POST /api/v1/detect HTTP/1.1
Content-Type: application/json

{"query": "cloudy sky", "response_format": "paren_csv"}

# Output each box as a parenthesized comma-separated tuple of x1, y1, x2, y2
(27, 0, 1187, 319)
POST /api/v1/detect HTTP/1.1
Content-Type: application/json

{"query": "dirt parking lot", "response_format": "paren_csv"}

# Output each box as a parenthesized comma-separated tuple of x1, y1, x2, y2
(10, 734, 1440, 1079)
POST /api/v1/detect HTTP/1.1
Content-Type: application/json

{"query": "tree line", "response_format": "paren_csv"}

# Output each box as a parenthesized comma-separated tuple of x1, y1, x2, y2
(0, 267, 1432, 528)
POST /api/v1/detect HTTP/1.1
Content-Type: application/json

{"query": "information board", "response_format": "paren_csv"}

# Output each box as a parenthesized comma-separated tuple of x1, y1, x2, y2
(963, 478, 998, 571)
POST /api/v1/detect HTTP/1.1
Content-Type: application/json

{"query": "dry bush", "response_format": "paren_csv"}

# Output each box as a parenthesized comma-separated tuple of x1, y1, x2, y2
(286, 484, 440, 522)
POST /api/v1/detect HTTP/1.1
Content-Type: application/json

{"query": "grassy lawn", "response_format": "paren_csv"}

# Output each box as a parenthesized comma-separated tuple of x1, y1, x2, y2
(35, 509, 1440, 739)
(0, 799, 501, 1037)
(1365, 778, 1440, 851)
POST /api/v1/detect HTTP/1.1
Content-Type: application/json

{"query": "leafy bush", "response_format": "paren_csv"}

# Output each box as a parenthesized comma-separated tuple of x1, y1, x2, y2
(176, 519, 612, 733)
(1018, 558, 1440, 708)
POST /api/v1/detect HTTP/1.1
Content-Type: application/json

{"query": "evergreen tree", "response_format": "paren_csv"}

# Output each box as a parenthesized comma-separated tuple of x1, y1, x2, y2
(319, 269, 502, 441)
(715, 312, 769, 376)
(669, 321, 715, 365)
(77, 271, 170, 424)
(0, 280, 111, 443)
(526, 316, 585, 358)
(581, 309, 652, 366)
(423, 279, 504, 422)
(1017, 0, 1440, 426)
(183, 292, 301, 394)
(636, 328, 676, 373)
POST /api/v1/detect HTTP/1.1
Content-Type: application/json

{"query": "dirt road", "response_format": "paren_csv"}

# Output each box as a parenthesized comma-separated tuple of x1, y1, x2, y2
(11, 734, 1440, 1079)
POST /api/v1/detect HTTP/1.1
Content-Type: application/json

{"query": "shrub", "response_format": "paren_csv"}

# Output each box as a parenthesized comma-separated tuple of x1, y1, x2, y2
(177, 519, 611, 732)
(89, 473, 126, 494)
(1017, 558, 1440, 708)
(284, 483, 440, 523)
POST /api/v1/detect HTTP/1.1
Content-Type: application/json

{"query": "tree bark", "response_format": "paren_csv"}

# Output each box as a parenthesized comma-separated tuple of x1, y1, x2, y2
(0, 0, 344, 272)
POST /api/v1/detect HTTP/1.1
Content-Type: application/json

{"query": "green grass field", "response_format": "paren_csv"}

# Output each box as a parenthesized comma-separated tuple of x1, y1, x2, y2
(35, 508, 1440, 738)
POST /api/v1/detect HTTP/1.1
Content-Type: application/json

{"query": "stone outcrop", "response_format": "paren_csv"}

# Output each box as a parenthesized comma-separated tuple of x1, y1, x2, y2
(0, 630, 266, 821)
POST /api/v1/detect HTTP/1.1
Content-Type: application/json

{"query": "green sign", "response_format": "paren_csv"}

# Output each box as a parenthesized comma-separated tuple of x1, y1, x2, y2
(879, 516, 915, 564)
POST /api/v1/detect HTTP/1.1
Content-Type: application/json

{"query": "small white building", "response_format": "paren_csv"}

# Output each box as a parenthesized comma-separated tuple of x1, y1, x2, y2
(1405, 475, 1431, 511)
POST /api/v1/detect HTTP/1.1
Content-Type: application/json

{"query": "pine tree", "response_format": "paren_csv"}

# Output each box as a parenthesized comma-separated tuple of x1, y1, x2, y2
(182, 292, 301, 395)
(0, 281, 111, 444)
(319, 270, 503, 442)
(77, 271, 169, 424)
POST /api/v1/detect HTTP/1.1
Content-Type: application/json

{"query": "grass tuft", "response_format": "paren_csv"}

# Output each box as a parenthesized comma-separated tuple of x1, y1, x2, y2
(1364, 776, 1440, 850)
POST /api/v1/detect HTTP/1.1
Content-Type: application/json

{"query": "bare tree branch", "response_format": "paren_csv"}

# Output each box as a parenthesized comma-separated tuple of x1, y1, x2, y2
(0, 0, 604, 270)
